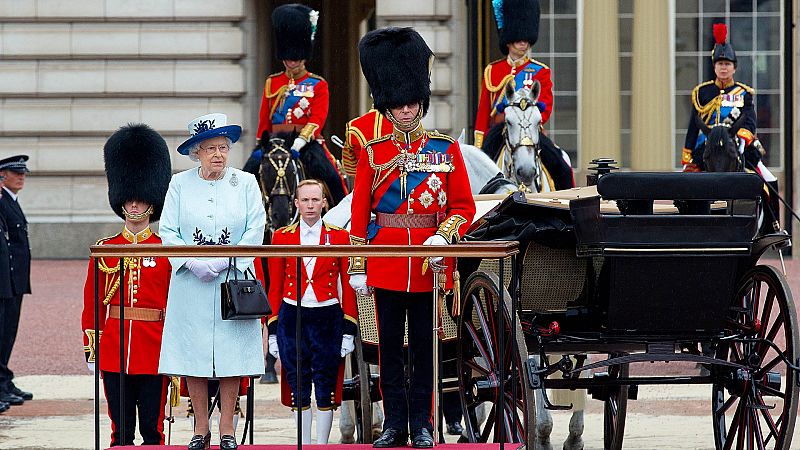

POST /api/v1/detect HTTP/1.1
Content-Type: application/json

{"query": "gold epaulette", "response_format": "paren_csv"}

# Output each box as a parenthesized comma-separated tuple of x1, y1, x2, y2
(278, 222, 300, 234)
(735, 81, 755, 95)
(323, 222, 344, 232)
(307, 72, 325, 81)
(528, 57, 550, 70)
(484, 62, 515, 93)
(95, 233, 120, 246)
(427, 130, 454, 143)
(691, 81, 719, 123)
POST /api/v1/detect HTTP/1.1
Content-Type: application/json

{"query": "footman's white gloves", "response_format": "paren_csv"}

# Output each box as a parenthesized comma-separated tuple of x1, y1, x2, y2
(340, 334, 355, 357)
(349, 274, 370, 296)
(268, 334, 280, 359)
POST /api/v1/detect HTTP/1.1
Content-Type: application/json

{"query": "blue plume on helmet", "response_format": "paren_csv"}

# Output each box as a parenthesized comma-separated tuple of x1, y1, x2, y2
(492, 0, 504, 30)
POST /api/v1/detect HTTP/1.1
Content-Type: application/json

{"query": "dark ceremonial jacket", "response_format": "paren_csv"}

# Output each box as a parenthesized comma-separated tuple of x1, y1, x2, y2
(266, 220, 358, 335)
(474, 56, 553, 148)
(81, 228, 171, 374)
(257, 71, 329, 142)
(349, 124, 476, 292)
(0, 190, 31, 295)
(682, 79, 756, 171)
(0, 211, 12, 299)
(342, 109, 393, 177)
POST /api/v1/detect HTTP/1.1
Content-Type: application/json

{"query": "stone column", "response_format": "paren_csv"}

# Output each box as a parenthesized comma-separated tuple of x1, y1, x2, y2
(630, 0, 672, 170)
(579, 0, 621, 167)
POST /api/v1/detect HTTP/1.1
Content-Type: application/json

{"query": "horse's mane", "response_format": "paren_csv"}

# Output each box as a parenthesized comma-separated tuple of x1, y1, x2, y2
(481, 122, 505, 162)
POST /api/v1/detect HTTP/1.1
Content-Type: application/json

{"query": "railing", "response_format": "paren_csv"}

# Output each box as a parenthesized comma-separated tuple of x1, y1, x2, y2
(90, 242, 519, 449)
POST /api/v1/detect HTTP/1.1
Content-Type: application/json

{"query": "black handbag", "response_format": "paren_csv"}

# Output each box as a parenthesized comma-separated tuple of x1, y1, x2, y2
(220, 259, 270, 320)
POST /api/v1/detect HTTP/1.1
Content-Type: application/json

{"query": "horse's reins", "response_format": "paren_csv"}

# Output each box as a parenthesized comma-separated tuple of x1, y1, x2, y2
(502, 97, 542, 192)
(265, 139, 301, 225)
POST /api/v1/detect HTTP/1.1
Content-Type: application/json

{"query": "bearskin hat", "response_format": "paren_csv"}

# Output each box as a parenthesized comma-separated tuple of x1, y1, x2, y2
(358, 27, 433, 115)
(493, 0, 540, 55)
(103, 123, 171, 222)
(711, 23, 736, 65)
(272, 4, 318, 61)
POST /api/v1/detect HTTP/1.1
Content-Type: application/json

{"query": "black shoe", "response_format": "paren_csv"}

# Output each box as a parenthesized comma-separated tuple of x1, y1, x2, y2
(0, 391, 23, 406)
(259, 371, 278, 384)
(373, 428, 409, 448)
(411, 428, 434, 448)
(446, 421, 464, 435)
(187, 432, 211, 450)
(7, 383, 32, 401)
(220, 434, 238, 449)
(0, 401, 8, 413)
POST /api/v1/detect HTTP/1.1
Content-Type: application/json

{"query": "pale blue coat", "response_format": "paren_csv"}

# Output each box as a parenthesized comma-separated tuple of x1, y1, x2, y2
(158, 167, 266, 377)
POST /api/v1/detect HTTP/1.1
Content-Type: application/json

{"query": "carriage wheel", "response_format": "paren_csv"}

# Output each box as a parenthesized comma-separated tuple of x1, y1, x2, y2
(603, 356, 629, 450)
(712, 265, 799, 450)
(352, 333, 374, 444)
(457, 271, 535, 449)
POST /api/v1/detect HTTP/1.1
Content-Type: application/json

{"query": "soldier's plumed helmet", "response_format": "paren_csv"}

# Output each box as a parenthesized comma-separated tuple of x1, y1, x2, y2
(272, 3, 316, 61)
(103, 123, 171, 222)
(495, 0, 540, 55)
(711, 23, 736, 65)
(358, 27, 433, 115)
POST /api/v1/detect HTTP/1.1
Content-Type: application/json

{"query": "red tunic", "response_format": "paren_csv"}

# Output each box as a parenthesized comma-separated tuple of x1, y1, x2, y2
(266, 221, 358, 330)
(342, 109, 393, 177)
(257, 71, 329, 143)
(349, 125, 476, 292)
(80, 228, 171, 374)
(474, 57, 553, 147)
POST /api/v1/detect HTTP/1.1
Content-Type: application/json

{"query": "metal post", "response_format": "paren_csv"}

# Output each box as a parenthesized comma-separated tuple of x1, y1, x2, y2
(432, 270, 440, 446)
(498, 257, 505, 448)
(510, 254, 518, 438)
(295, 256, 303, 449)
(94, 259, 100, 450)
(119, 258, 126, 444)
(249, 376, 255, 444)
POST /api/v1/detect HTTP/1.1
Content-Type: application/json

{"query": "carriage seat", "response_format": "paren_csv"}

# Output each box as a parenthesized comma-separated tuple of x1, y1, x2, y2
(570, 172, 762, 257)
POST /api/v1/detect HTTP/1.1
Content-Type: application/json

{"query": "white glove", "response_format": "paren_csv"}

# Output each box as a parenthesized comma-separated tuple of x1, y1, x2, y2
(87, 362, 95, 374)
(423, 234, 448, 263)
(340, 334, 355, 357)
(208, 258, 230, 274)
(268, 335, 280, 360)
(349, 274, 370, 296)
(185, 259, 217, 282)
(291, 136, 307, 153)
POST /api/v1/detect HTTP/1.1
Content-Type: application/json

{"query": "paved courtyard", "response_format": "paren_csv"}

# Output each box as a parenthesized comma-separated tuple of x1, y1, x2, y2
(0, 257, 798, 449)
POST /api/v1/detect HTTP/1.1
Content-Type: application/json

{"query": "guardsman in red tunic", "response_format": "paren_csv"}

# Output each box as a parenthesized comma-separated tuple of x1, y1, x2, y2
(266, 179, 357, 444)
(342, 109, 393, 178)
(349, 28, 476, 449)
(256, 3, 347, 203)
(80, 124, 172, 446)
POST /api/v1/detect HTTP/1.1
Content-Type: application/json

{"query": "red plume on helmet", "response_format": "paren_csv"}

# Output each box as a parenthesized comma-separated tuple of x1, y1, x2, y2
(713, 23, 727, 45)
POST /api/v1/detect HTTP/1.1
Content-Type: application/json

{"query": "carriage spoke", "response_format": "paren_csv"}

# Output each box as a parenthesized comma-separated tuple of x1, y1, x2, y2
(481, 404, 497, 442)
(471, 292, 497, 363)
(464, 322, 493, 372)
(758, 290, 775, 341)
(716, 394, 738, 416)
(756, 355, 784, 380)
(723, 398, 743, 450)
(756, 395, 781, 445)
(465, 357, 491, 377)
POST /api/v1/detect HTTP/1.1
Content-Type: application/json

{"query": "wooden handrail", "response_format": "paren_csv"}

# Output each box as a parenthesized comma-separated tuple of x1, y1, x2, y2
(90, 241, 519, 258)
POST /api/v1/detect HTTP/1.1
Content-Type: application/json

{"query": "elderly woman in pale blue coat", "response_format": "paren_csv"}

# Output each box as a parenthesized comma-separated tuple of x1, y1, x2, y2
(158, 113, 266, 450)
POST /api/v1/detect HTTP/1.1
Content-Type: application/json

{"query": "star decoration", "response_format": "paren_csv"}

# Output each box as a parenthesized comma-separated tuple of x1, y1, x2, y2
(419, 191, 434, 209)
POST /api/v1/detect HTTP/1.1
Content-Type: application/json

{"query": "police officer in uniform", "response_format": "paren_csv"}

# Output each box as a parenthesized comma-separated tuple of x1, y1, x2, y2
(255, 3, 347, 204)
(682, 23, 757, 173)
(0, 173, 13, 413)
(473, 0, 572, 190)
(80, 124, 173, 446)
(0, 155, 34, 405)
(349, 27, 476, 448)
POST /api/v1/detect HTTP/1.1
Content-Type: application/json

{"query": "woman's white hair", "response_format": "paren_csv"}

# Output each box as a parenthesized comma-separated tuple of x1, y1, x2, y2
(188, 136, 234, 162)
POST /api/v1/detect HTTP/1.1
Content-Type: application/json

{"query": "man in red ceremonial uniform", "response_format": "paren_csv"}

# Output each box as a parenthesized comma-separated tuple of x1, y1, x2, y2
(267, 179, 358, 444)
(256, 3, 347, 203)
(349, 27, 476, 449)
(80, 124, 173, 446)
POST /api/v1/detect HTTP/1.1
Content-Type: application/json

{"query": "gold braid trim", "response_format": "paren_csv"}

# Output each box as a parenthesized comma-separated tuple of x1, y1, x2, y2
(436, 215, 468, 244)
(83, 329, 102, 363)
(98, 257, 138, 305)
(692, 81, 721, 125)
(265, 76, 289, 121)
(365, 138, 401, 193)
(169, 376, 181, 407)
(483, 64, 515, 93)
(299, 123, 318, 142)
(348, 236, 366, 275)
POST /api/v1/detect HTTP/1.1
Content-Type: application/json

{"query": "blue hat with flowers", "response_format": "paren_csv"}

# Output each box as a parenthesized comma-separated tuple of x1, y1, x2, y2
(177, 113, 242, 155)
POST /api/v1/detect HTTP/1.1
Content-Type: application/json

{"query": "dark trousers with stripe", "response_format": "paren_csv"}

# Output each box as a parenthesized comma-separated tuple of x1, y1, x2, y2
(102, 372, 168, 446)
(375, 288, 434, 433)
(0, 294, 22, 390)
(277, 302, 343, 409)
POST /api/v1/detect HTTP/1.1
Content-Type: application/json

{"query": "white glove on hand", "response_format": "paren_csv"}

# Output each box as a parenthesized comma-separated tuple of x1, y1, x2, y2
(349, 274, 370, 296)
(208, 258, 230, 275)
(340, 334, 355, 357)
(268, 335, 280, 360)
(291, 137, 307, 152)
(87, 362, 95, 374)
(185, 259, 217, 282)
(423, 234, 448, 263)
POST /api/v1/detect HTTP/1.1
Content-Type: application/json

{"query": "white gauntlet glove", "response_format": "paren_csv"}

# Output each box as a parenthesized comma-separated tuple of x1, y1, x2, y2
(87, 362, 95, 374)
(290, 137, 307, 159)
(268, 335, 280, 360)
(207, 258, 230, 275)
(340, 334, 355, 357)
(422, 234, 448, 263)
(185, 259, 217, 282)
(348, 274, 370, 296)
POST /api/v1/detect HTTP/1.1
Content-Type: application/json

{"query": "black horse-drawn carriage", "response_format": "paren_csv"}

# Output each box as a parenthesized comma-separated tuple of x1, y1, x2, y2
(348, 171, 798, 449)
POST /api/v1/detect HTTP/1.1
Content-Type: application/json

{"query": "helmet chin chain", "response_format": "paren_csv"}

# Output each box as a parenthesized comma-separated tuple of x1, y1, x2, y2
(385, 103, 424, 132)
(122, 205, 153, 221)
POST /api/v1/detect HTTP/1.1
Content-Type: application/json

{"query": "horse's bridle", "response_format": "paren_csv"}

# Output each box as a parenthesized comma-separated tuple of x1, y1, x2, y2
(263, 137, 301, 225)
(502, 97, 542, 192)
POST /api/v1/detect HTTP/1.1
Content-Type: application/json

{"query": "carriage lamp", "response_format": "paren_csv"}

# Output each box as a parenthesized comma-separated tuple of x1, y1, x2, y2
(586, 158, 618, 186)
